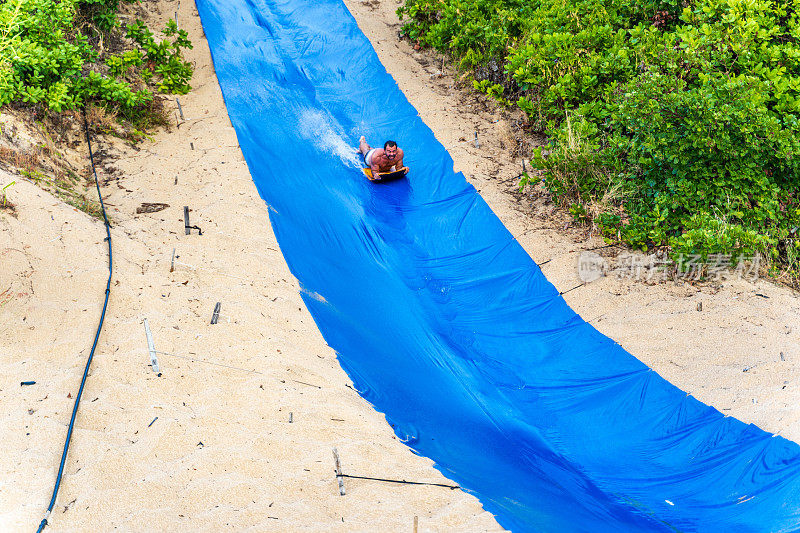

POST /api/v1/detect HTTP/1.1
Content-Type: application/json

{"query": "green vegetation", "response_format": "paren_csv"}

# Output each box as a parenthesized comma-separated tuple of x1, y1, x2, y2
(399, 0, 800, 276)
(0, 0, 194, 220)
(0, 0, 193, 120)
(17, 164, 105, 219)
(1, 179, 12, 205)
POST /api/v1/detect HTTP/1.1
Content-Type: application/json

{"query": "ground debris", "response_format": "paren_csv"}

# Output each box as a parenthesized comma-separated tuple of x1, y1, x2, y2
(136, 202, 170, 214)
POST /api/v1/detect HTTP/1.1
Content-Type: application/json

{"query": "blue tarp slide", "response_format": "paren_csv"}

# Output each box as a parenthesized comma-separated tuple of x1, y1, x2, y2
(194, 0, 800, 530)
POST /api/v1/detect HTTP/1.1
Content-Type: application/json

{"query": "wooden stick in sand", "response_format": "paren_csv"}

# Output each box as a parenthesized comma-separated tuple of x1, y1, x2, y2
(332, 448, 346, 496)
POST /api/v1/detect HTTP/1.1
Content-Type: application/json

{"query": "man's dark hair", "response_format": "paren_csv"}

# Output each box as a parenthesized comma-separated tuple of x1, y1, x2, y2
(384, 140, 397, 150)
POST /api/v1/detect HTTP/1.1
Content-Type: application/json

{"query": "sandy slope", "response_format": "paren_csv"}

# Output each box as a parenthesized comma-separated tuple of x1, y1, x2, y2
(0, 1, 501, 531)
(0, 0, 798, 531)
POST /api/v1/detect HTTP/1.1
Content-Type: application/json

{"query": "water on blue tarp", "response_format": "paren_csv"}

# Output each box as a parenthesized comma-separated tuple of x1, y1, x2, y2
(194, 0, 800, 530)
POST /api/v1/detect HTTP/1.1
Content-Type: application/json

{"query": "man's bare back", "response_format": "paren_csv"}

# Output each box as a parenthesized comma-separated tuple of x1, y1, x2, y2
(358, 136, 409, 179)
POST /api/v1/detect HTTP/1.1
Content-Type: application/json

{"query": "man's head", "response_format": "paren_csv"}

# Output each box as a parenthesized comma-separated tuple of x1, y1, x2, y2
(384, 140, 398, 160)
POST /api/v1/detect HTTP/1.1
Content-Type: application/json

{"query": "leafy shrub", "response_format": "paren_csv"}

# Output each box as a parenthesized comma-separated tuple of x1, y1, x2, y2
(398, 0, 529, 69)
(126, 19, 193, 94)
(606, 73, 799, 259)
(398, 0, 800, 274)
(0, 0, 193, 117)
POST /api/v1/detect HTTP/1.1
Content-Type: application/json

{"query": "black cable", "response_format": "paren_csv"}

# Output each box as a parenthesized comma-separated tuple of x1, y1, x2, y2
(559, 283, 585, 296)
(338, 473, 460, 490)
(37, 107, 113, 533)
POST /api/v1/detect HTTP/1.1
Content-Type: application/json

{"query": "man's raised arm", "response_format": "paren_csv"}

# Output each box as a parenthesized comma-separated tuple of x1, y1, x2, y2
(395, 150, 408, 174)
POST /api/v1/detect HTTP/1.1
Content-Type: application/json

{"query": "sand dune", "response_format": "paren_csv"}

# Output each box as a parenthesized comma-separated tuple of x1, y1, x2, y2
(1, 0, 798, 531)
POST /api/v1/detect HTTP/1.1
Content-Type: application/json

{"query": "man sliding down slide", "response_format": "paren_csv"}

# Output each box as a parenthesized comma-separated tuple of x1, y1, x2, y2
(358, 136, 409, 181)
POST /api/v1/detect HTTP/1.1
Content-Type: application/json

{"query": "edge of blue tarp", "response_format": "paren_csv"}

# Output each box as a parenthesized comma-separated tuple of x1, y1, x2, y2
(194, 0, 800, 530)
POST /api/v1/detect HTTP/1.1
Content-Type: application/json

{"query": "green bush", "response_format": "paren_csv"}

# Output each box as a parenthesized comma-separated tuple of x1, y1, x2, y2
(605, 73, 799, 259)
(125, 19, 193, 94)
(0, 0, 193, 116)
(398, 0, 800, 274)
(398, 0, 528, 69)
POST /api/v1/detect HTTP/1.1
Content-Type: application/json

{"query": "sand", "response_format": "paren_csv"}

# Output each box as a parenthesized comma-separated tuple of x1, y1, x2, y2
(1, 0, 798, 531)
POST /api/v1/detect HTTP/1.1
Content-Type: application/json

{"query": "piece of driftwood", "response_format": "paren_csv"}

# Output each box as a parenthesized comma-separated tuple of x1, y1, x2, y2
(136, 202, 170, 214)
(333, 448, 346, 496)
(143, 318, 160, 374)
(176, 97, 185, 121)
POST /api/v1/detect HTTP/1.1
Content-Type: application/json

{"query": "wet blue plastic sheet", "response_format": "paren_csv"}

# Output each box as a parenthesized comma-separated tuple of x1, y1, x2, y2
(195, 0, 800, 530)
